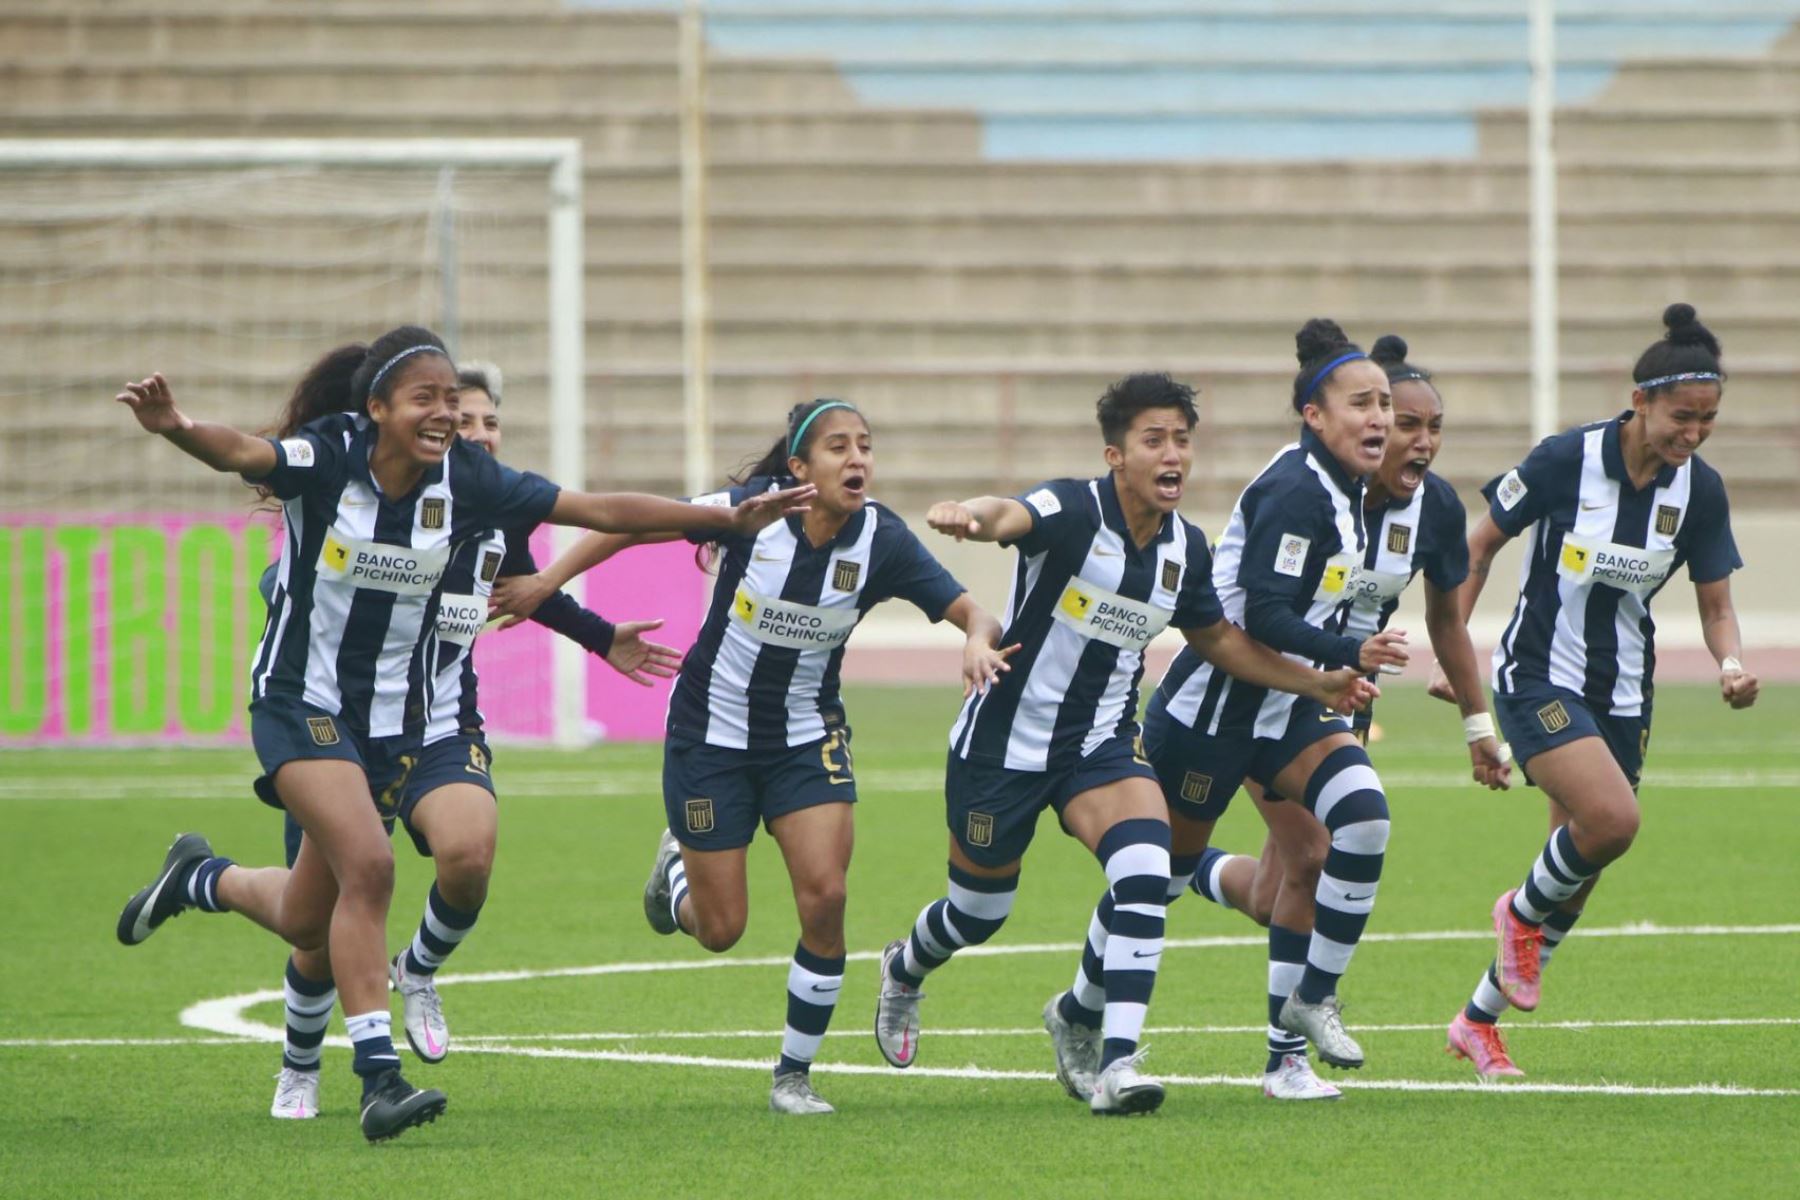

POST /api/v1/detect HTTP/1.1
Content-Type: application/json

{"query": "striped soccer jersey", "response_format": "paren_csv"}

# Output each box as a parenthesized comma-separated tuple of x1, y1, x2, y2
(1342, 471, 1469, 644)
(1156, 427, 1367, 740)
(949, 474, 1225, 773)
(420, 528, 508, 745)
(669, 478, 965, 750)
(1487, 411, 1739, 716)
(249, 412, 559, 739)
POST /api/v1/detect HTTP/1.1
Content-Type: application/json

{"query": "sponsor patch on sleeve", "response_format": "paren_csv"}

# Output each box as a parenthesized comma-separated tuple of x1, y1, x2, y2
(1495, 469, 1527, 512)
(1024, 487, 1062, 518)
(1274, 533, 1309, 578)
(279, 438, 315, 468)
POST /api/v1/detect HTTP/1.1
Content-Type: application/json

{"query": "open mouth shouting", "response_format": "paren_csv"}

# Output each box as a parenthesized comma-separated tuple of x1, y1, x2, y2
(1358, 432, 1387, 467)
(840, 472, 867, 500)
(1397, 455, 1431, 492)
(416, 426, 453, 457)
(1154, 469, 1184, 504)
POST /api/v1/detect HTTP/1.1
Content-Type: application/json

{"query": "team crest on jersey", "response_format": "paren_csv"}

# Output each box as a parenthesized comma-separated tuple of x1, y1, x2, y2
(480, 550, 503, 584)
(966, 812, 994, 848)
(1387, 524, 1412, 556)
(684, 798, 715, 835)
(1656, 505, 1680, 537)
(306, 716, 339, 746)
(1536, 700, 1571, 734)
(1161, 559, 1181, 593)
(421, 498, 445, 530)
(1180, 771, 1212, 805)
(832, 559, 862, 592)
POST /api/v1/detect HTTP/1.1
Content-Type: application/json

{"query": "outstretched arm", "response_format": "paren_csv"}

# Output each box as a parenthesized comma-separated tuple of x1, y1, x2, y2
(115, 373, 276, 477)
(546, 483, 813, 539)
(490, 530, 681, 626)
(924, 496, 1036, 544)
(1696, 576, 1758, 709)
(1181, 618, 1378, 714)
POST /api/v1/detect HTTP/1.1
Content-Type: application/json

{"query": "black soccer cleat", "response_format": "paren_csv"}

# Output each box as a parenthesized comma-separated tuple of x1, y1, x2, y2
(116, 832, 214, 946)
(359, 1069, 448, 1143)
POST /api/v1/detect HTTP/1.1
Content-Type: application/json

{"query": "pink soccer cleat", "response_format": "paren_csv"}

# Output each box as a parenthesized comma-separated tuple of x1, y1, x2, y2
(1447, 1013, 1525, 1080)
(1491, 890, 1543, 1011)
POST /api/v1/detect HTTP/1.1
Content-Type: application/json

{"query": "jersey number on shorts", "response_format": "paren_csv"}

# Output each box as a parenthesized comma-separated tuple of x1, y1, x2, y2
(820, 730, 854, 785)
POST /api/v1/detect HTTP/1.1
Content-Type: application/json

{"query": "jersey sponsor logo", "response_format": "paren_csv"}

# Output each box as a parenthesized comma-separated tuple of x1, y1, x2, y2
(465, 742, 490, 776)
(1180, 771, 1212, 805)
(1350, 567, 1411, 610)
(1495, 470, 1527, 511)
(1053, 577, 1172, 651)
(1386, 524, 1412, 556)
(966, 811, 995, 848)
(831, 558, 862, 593)
(1556, 536, 1674, 596)
(1656, 505, 1681, 537)
(1274, 533, 1309, 578)
(1024, 487, 1062, 518)
(1315, 553, 1364, 600)
(318, 532, 450, 596)
(435, 592, 487, 647)
(1161, 559, 1181, 593)
(684, 798, 715, 835)
(732, 586, 859, 650)
(420, 497, 445, 530)
(1536, 700, 1571, 734)
(279, 438, 315, 468)
(479, 550, 502, 584)
(306, 715, 339, 746)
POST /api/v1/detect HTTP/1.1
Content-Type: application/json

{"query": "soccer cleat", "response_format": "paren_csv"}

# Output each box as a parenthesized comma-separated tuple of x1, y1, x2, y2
(1278, 992, 1364, 1069)
(768, 1071, 835, 1115)
(1042, 992, 1102, 1101)
(1492, 890, 1543, 1011)
(390, 954, 449, 1063)
(271, 1067, 321, 1119)
(1089, 1050, 1165, 1116)
(1447, 1013, 1526, 1080)
(358, 1068, 447, 1143)
(1262, 1053, 1342, 1101)
(643, 829, 681, 936)
(116, 832, 214, 946)
(873, 939, 924, 1068)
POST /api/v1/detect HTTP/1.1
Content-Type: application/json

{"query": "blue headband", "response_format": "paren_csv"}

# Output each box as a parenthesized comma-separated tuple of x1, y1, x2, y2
(1300, 351, 1367, 404)
(1637, 371, 1721, 391)
(789, 401, 858, 458)
(367, 344, 448, 397)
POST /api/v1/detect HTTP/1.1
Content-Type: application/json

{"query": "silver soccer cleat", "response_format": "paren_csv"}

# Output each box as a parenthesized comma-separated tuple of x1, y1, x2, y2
(1042, 992, 1102, 1101)
(391, 953, 449, 1063)
(1089, 1049, 1165, 1116)
(644, 829, 681, 936)
(1278, 992, 1364, 1069)
(1262, 1052, 1343, 1100)
(270, 1067, 321, 1119)
(873, 939, 924, 1068)
(769, 1071, 835, 1115)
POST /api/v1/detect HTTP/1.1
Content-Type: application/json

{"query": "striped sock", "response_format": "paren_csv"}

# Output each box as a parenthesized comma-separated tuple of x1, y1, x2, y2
(1095, 819, 1171, 1069)
(281, 956, 335, 1072)
(889, 865, 1017, 988)
(344, 1010, 400, 1090)
(1188, 847, 1240, 910)
(776, 942, 845, 1077)
(1296, 745, 1389, 1004)
(403, 882, 481, 976)
(1166, 852, 1203, 903)
(1064, 891, 1111, 1028)
(1266, 923, 1311, 1070)
(180, 857, 235, 913)
(1510, 828, 1600, 926)
(1466, 905, 1584, 1023)
(667, 856, 691, 936)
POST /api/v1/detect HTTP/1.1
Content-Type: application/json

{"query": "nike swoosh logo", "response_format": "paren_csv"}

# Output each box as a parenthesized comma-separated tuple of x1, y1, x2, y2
(810, 983, 842, 995)
(133, 868, 178, 942)
(1580, 501, 1608, 511)
(1093, 548, 1121, 557)
(754, 552, 783, 561)
(1344, 892, 1374, 902)
(1131, 949, 1161, 959)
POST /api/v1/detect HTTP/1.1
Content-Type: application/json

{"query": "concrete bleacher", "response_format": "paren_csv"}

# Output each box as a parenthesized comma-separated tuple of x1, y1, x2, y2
(0, 0, 1796, 519)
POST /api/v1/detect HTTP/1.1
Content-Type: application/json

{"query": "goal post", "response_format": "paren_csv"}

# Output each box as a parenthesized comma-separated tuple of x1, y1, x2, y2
(0, 138, 592, 749)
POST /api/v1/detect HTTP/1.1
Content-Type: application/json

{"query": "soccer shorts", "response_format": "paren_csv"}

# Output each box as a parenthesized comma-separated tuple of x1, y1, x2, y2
(1144, 692, 1354, 822)
(944, 733, 1158, 869)
(662, 727, 856, 852)
(1494, 683, 1650, 790)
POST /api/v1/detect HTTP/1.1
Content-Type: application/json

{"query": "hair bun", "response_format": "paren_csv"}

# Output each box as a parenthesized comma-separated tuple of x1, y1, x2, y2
(1662, 302, 1705, 342)
(1370, 334, 1409, 365)
(1295, 318, 1350, 366)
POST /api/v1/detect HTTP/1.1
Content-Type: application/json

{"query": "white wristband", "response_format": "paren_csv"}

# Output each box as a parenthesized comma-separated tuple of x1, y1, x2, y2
(1462, 712, 1497, 744)
(1721, 656, 1743, 675)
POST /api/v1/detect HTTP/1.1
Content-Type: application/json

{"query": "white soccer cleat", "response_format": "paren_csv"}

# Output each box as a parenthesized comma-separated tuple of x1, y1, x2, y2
(390, 953, 449, 1063)
(1262, 1052, 1343, 1101)
(768, 1071, 835, 1115)
(1042, 992, 1101, 1101)
(644, 829, 681, 936)
(873, 939, 924, 1068)
(1089, 1049, 1165, 1116)
(1278, 992, 1364, 1069)
(270, 1067, 321, 1119)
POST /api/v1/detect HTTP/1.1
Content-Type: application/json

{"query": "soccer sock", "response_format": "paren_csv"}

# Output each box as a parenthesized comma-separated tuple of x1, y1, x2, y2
(178, 856, 235, 914)
(403, 882, 482, 976)
(1167, 852, 1203, 903)
(776, 941, 845, 1077)
(1095, 818, 1172, 1069)
(1509, 827, 1600, 926)
(1188, 846, 1240, 910)
(1063, 891, 1112, 1029)
(667, 856, 692, 936)
(1267, 923, 1311, 1070)
(1466, 906, 1585, 1024)
(1296, 744, 1390, 1004)
(344, 1010, 401, 1092)
(282, 956, 335, 1072)
(889, 864, 1017, 989)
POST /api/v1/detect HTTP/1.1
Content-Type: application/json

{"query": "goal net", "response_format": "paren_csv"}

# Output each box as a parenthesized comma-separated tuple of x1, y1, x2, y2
(0, 139, 593, 748)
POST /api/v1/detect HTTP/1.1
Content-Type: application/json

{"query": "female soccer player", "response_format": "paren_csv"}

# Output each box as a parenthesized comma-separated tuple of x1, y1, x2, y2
(869, 372, 1378, 1115)
(1176, 333, 1511, 1100)
(270, 360, 685, 1121)
(1442, 303, 1757, 1079)
(112, 327, 809, 1142)
(501, 398, 1013, 1116)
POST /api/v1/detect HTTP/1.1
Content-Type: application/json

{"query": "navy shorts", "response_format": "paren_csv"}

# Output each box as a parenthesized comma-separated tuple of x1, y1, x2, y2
(944, 733, 1158, 869)
(1494, 683, 1650, 789)
(1143, 692, 1354, 822)
(250, 694, 417, 818)
(281, 730, 496, 865)
(663, 727, 856, 851)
